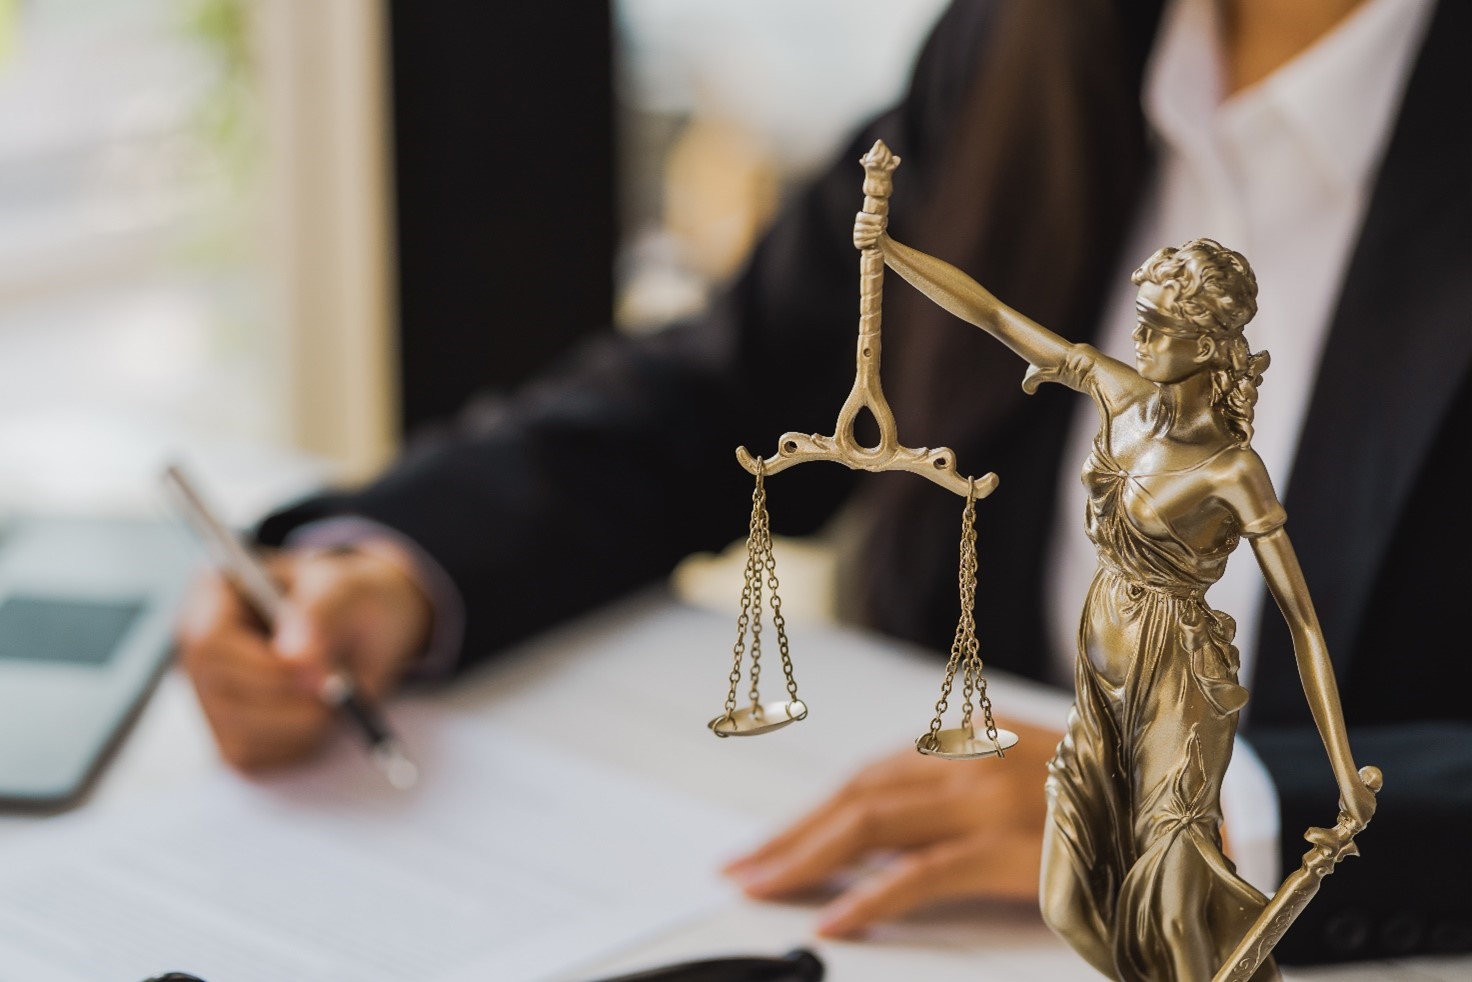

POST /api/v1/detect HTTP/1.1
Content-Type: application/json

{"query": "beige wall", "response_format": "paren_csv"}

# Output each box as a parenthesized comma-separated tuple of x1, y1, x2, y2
(254, 0, 399, 483)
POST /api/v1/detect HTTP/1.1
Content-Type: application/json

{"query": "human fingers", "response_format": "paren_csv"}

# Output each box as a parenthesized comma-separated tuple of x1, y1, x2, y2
(175, 552, 422, 772)
(270, 557, 349, 696)
(177, 569, 293, 703)
(727, 741, 1016, 876)
(728, 717, 1058, 886)
(729, 789, 983, 899)
(175, 569, 264, 650)
(273, 547, 431, 701)
(184, 622, 335, 771)
(327, 542, 433, 699)
(186, 628, 299, 703)
(726, 747, 964, 876)
(206, 690, 335, 772)
(814, 826, 1043, 938)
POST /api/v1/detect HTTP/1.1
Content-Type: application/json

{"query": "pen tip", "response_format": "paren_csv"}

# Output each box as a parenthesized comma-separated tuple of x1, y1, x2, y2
(374, 743, 420, 790)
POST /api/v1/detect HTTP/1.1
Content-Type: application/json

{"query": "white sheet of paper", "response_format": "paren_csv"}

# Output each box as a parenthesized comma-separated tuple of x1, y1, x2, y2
(0, 700, 756, 982)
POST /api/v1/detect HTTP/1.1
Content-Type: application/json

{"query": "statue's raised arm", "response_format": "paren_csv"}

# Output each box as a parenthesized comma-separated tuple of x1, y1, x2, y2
(851, 207, 1075, 373)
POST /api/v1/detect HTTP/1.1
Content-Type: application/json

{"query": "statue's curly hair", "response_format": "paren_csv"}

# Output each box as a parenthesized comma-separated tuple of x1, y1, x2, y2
(1132, 238, 1270, 447)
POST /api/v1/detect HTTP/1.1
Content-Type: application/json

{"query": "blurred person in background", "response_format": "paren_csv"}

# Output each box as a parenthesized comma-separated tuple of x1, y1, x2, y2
(176, 0, 1469, 971)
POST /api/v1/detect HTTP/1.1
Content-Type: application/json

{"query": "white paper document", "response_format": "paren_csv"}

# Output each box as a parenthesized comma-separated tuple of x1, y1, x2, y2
(0, 701, 756, 982)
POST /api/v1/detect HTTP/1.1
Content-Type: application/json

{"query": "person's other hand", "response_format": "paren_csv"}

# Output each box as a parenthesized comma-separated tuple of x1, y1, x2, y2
(723, 717, 1060, 938)
(175, 543, 433, 772)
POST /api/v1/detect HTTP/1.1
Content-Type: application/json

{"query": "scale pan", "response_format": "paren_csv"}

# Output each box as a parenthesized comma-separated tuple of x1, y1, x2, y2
(915, 726, 1019, 760)
(709, 700, 808, 737)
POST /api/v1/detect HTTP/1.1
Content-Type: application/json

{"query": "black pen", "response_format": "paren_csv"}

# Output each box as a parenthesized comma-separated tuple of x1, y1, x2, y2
(161, 463, 419, 790)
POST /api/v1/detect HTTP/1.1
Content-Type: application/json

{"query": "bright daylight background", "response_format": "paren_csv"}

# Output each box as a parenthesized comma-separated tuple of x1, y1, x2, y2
(0, 0, 950, 535)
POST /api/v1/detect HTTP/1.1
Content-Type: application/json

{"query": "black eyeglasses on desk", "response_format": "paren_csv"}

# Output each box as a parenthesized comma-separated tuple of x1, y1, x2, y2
(142, 947, 825, 982)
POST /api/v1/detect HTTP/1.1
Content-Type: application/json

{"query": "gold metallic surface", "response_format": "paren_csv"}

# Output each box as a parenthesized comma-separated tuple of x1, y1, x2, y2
(846, 141, 1380, 980)
(709, 699, 810, 737)
(916, 481, 1010, 760)
(1213, 766, 1381, 982)
(715, 144, 1006, 746)
(713, 461, 805, 737)
(915, 727, 1020, 760)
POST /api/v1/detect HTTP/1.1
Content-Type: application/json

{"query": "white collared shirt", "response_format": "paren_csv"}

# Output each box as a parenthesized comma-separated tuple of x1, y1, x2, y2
(1043, 0, 1435, 894)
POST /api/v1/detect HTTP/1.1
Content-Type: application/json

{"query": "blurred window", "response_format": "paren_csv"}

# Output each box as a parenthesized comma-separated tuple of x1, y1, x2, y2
(0, 0, 278, 516)
(0, 0, 953, 519)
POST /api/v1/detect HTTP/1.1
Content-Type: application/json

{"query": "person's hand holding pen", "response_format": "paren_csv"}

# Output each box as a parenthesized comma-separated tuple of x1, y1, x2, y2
(174, 537, 431, 774)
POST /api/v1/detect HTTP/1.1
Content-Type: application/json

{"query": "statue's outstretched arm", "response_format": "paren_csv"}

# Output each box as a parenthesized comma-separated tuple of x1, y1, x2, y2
(853, 213, 1073, 371)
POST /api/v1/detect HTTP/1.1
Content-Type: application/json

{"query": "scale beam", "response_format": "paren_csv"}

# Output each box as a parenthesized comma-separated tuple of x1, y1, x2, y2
(736, 439, 996, 499)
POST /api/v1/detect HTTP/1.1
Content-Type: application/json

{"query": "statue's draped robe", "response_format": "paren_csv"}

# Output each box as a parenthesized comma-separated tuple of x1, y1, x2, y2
(1042, 377, 1281, 982)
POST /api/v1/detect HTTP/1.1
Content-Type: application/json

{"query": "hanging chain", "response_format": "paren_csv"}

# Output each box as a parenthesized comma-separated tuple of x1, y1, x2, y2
(959, 482, 1001, 750)
(924, 484, 976, 748)
(722, 464, 769, 725)
(923, 482, 1002, 754)
(924, 649, 964, 750)
(761, 493, 801, 704)
(975, 648, 1001, 751)
(747, 512, 765, 716)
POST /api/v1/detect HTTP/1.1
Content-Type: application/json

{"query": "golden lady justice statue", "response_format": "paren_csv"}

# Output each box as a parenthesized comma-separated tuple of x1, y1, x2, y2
(711, 141, 1381, 982)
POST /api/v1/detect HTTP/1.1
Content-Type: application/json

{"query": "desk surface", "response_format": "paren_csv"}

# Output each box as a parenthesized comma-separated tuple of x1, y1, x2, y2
(1, 588, 1466, 982)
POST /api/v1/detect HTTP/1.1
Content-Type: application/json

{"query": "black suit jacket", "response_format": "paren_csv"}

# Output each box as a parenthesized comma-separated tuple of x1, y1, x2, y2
(260, 0, 1472, 965)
